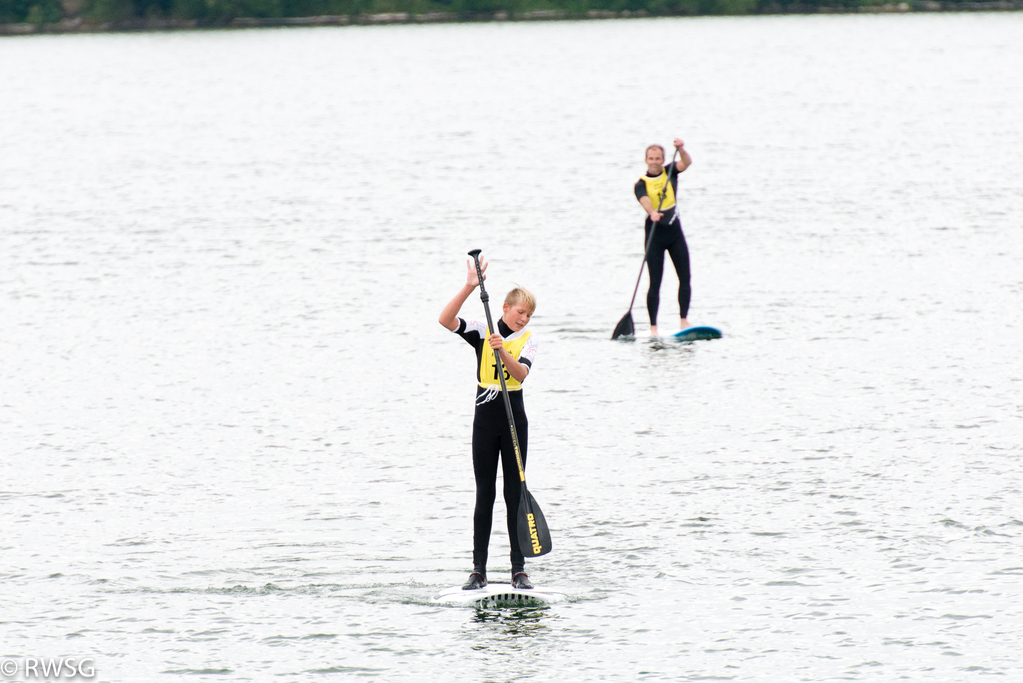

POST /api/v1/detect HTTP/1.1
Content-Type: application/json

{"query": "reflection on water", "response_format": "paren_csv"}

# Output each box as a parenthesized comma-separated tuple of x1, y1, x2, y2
(471, 605, 554, 630)
(466, 607, 567, 681)
(645, 338, 704, 354)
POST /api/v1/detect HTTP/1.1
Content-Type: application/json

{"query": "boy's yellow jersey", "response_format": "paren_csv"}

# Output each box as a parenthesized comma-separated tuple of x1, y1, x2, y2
(478, 329, 533, 391)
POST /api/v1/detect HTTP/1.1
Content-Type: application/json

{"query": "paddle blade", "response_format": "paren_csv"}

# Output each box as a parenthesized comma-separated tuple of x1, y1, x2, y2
(611, 312, 634, 340)
(517, 487, 552, 558)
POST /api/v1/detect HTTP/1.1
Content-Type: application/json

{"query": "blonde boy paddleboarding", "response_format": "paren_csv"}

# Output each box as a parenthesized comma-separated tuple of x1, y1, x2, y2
(438, 257, 538, 590)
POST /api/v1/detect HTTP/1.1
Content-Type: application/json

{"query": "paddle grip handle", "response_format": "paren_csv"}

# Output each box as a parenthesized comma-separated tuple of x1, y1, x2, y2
(468, 249, 490, 303)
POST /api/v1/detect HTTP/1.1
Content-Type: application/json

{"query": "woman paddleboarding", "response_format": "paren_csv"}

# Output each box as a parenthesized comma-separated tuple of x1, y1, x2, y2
(634, 138, 693, 337)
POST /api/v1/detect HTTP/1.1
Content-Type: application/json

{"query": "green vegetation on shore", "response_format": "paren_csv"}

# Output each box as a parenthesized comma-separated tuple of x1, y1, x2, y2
(1, 0, 1019, 31)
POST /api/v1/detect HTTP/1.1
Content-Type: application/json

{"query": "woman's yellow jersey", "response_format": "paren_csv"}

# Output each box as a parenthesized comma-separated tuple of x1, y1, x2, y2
(635, 165, 678, 212)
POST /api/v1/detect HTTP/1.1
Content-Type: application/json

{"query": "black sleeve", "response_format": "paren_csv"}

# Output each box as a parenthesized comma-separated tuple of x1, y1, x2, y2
(453, 317, 484, 351)
(634, 178, 647, 201)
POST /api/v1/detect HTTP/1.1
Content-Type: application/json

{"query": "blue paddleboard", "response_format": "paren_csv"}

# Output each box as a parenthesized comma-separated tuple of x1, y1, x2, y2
(672, 326, 722, 342)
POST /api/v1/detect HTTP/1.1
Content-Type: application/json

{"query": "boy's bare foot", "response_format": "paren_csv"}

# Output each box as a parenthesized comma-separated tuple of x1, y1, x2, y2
(680, 318, 691, 330)
(650, 325, 659, 337)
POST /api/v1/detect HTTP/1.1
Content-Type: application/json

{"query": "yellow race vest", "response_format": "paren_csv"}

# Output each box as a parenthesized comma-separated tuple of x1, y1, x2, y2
(640, 170, 676, 211)
(478, 329, 533, 391)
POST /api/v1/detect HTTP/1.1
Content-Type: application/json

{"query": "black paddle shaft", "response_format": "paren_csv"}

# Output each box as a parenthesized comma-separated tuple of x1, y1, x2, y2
(466, 249, 527, 484)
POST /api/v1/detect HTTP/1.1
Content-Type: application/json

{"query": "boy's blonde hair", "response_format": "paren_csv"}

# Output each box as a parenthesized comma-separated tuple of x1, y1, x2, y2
(505, 286, 536, 315)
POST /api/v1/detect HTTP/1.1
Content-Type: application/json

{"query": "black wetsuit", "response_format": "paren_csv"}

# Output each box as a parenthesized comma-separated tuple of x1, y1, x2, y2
(635, 164, 692, 326)
(454, 317, 537, 572)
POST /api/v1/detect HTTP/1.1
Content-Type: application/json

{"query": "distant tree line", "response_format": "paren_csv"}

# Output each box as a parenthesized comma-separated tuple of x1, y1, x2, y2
(0, 0, 1014, 27)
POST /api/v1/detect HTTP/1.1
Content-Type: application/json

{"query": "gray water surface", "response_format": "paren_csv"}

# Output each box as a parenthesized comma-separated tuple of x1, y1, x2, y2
(2, 13, 1022, 682)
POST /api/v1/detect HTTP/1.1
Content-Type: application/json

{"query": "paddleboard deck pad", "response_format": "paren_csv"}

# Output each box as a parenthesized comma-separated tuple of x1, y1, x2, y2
(433, 582, 568, 608)
(672, 325, 722, 341)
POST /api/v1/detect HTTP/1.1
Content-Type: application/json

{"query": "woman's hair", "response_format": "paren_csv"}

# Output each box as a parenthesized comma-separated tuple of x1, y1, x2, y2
(505, 286, 537, 315)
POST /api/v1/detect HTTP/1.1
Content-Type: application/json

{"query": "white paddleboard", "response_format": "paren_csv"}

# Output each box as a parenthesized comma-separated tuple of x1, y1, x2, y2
(433, 582, 568, 608)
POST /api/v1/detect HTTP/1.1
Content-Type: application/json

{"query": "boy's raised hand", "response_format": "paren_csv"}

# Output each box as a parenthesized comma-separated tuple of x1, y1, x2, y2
(467, 258, 488, 288)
